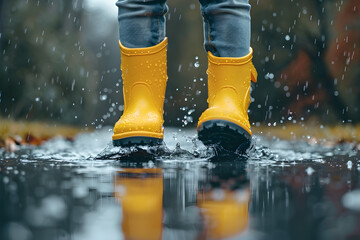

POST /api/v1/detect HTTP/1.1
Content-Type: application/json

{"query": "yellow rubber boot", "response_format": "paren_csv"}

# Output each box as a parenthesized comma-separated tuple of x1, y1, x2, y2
(112, 38, 168, 146)
(197, 48, 257, 152)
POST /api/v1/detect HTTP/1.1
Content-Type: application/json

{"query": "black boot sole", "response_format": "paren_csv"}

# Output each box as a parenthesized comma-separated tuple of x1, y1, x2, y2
(198, 120, 252, 153)
(113, 137, 163, 147)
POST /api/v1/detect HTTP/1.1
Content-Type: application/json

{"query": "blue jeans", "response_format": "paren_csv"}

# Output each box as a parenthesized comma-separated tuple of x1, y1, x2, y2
(116, 0, 250, 57)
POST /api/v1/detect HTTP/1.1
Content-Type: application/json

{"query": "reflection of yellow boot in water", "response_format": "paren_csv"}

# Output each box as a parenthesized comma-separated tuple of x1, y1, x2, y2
(112, 38, 168, 146)
(197, 49, 257, 151)
(198, 189, 250, 239)
(114, 168, 163, 240)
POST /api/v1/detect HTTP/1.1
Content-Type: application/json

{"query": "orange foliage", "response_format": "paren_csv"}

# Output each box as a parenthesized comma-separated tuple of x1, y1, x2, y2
(278, 0, 360, 117)
(326, 0, 360, 77)
(279, 50, 326, 115)
(281, 50, 313, 89)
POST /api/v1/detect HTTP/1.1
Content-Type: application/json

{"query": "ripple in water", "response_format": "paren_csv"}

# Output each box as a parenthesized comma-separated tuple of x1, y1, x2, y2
(1, 128, 358, 166)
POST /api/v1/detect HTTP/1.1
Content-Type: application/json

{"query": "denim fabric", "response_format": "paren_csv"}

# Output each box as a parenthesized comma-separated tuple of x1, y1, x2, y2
(116, 0, 250, 57)
(116, 0, 168, 48)
(200, 0, 250, 57)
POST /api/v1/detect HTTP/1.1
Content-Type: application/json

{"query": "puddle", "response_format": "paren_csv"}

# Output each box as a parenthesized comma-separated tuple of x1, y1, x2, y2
(0, 127, 359, 240)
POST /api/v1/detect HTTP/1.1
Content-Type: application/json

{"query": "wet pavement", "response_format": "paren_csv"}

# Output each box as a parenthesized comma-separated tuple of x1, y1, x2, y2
(1, 127, 360, 240)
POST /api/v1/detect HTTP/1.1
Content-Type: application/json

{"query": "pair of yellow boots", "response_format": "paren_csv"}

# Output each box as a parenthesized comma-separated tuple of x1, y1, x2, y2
(112, 38, 257, 151)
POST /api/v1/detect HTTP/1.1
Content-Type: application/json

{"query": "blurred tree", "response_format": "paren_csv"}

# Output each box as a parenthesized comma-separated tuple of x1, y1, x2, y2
(251, 0, 360, 124)
(0, 0, 7, 59)
(325, 0, 360, 122)
(0, 0, 98, 125)
(280, 0, 360, 122)
(0, 0, 359, 127)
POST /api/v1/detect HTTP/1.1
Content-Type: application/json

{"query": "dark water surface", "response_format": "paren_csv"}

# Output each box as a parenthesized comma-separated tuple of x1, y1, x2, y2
(1, 128, 360, 240)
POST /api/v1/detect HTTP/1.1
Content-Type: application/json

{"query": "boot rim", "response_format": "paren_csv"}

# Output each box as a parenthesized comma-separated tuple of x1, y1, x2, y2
(119, 37, 168, 56)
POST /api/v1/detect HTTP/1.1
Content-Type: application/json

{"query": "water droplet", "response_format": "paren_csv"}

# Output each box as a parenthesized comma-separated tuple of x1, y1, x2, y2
(305, 167, 315, 175)
(100, 95, 107, 101)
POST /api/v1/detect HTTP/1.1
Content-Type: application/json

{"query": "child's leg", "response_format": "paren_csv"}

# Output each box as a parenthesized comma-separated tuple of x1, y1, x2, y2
(197, 0, 257, 152)
(113, 0, 169, 146)
(199, 0, 251, 57)
(116, 0, 168, 48)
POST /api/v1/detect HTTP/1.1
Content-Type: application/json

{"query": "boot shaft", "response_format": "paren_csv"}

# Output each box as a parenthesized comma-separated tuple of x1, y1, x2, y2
(119, 38, 168, 115)
(207, 48, 257, 112)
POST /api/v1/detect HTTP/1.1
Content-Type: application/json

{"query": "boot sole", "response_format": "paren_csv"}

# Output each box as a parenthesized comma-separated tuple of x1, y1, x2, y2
(198, 120, 251, 152)
(113, 137, 163, 147)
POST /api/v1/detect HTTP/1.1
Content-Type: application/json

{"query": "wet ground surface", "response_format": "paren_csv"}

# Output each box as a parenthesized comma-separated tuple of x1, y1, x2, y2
(1, 127, 360, 240)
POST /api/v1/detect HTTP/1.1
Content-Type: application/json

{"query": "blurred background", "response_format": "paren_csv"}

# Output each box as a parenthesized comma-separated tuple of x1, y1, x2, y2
(1, 0, 359, 129)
